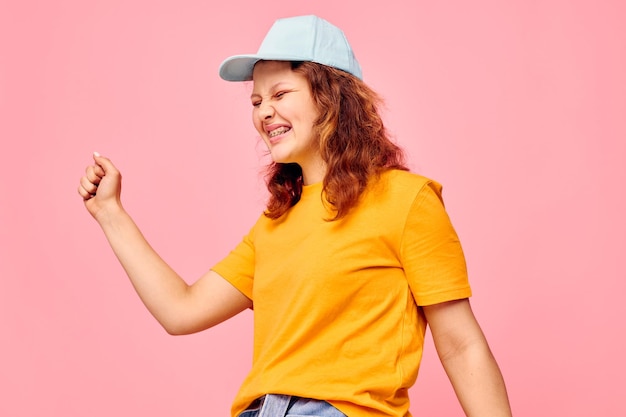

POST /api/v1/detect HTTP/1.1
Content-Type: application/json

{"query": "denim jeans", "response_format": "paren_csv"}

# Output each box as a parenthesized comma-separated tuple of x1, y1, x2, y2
(238, 394, 346, 417)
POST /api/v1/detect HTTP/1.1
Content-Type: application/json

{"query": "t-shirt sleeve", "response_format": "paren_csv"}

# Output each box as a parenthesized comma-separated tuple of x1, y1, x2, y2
(211, 225, 256, 300)
(400, 180, 472, 306)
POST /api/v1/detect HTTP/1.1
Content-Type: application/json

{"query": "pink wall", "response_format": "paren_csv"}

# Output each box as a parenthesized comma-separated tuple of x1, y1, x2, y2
(1, 1, 624, 415)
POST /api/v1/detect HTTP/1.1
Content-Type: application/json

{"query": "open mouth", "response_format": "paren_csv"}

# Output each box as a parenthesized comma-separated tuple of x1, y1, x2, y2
(268, 126, 291, 138)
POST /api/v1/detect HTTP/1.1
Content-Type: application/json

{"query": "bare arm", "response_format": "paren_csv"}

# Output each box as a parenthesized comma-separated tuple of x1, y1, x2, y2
(423, 299, 512, 417)
(78, 153, 251, 335)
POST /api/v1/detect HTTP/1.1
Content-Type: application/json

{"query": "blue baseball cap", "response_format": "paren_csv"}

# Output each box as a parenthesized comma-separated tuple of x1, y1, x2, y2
(219, 15, 362, 81)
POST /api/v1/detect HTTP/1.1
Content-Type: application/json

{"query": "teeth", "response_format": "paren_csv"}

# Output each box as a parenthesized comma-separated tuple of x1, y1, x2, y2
(269, 127, 290, 138)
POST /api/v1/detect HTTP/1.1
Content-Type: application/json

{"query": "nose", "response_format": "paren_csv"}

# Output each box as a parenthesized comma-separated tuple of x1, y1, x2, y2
(258, 101, 275, 120)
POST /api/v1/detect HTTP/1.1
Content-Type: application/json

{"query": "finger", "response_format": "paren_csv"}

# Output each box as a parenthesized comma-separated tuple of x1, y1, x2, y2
(78, 183, 94, 200)
(85, 164, 103, 185)
(92, 152, 119, 177)
(93, 163, 105, 178)
(79, 175, 99, 196)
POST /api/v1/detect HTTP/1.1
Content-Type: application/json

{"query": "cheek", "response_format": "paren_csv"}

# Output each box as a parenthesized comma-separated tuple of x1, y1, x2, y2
(305, 110, 321, 134)
(305, 101, 321, 128)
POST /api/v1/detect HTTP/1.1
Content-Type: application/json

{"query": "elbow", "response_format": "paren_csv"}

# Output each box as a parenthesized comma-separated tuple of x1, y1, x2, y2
(439, 337, 494, 367)
(163, 325, 187, 336)
(162, 320, 196, 336)
(157, 316, 192, 336)
(435, 330, 490, 363)
(160, 317, 215, 336)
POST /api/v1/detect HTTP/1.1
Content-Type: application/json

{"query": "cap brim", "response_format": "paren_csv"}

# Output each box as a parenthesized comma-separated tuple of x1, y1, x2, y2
(219, 55, 258, 82)
(219, 53, 313, 82)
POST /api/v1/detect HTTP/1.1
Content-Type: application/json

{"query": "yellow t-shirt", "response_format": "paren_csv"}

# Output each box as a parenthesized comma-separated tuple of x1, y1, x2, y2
(212, 169, 471, 417)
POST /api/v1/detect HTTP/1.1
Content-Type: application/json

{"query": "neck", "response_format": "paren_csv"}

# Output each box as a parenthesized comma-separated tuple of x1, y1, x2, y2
(301, 161, 326, 185)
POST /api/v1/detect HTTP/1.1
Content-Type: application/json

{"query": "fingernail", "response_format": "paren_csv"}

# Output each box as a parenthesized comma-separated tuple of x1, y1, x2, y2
(94, 151, 101, 157)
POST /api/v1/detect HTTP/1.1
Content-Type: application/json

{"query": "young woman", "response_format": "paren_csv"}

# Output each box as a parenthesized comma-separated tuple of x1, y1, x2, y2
(78, 15, 512, 417)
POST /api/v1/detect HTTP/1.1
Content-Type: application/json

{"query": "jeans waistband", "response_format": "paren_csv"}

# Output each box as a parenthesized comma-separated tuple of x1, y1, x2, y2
(240, 394, 347, 417)
(254, 394, 291, 417)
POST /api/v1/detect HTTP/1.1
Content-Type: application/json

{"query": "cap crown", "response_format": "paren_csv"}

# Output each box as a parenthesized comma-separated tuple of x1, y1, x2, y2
(219, 15, 362, 81)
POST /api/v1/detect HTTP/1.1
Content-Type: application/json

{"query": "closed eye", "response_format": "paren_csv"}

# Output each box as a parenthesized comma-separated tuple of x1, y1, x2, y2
(251, 90, 290, 107)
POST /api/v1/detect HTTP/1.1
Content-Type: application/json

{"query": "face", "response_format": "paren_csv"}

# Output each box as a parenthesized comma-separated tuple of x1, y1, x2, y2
(251, 61, 323, 184)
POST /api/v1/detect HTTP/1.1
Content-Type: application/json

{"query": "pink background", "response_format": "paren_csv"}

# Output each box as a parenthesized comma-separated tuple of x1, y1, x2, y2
(1, 1, 625, 415)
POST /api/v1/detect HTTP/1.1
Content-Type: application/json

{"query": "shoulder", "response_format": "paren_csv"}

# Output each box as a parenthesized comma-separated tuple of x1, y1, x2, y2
(355, 169, 446, 218)
(375, 169, 443, 199)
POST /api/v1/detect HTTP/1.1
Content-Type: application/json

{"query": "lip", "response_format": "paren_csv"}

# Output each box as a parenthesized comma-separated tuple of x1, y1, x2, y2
(265, 123, 291, 144)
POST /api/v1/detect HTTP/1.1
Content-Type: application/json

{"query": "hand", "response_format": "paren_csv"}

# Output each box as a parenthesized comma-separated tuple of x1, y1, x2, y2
(78, 152, 123, 220)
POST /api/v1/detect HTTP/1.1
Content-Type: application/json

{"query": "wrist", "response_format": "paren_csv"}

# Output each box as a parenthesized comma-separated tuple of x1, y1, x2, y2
(94, 201, 127, 227)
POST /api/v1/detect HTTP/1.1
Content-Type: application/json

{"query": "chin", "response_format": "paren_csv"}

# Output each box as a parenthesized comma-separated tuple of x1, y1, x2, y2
(270, 151, 294, 165)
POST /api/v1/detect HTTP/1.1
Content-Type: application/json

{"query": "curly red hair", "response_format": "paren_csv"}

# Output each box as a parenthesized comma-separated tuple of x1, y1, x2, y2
(264, 61, 407, 220)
